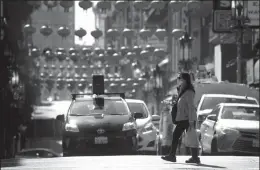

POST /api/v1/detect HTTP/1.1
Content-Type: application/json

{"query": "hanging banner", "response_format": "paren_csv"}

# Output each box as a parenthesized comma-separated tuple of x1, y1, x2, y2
(246, 59, 254, 84)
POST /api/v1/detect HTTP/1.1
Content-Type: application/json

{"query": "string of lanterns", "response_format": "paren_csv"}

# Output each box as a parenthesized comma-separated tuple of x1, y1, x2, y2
(25, 0, 202, 95)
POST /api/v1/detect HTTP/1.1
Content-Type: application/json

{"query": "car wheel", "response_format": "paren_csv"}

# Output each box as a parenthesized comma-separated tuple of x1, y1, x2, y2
(211, 137, 219, 155)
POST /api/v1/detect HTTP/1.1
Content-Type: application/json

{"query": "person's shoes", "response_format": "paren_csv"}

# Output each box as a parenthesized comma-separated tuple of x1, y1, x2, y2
(185, 157, 201, 164)
(161, 155, 176, 162)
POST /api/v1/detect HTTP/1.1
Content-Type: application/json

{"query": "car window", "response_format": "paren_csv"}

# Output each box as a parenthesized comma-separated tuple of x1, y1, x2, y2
(210, 107, 221, 117)
(70, 99, 129, 115)
(200, 97, 257, 110)
(221, 106, 259, 121)
(127, 102, 149, 118)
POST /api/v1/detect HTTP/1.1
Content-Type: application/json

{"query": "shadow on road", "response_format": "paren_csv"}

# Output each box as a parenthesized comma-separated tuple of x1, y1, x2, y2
(1, 158, 23, 168)
(165, 162, 226, 169)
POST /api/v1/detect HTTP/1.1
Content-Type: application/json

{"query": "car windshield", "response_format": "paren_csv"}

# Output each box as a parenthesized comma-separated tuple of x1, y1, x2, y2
(70, 99, 129, 115)
(221, 106, 259, 121)
(200, 97, 257, 110)
(127, 102, 149, 118)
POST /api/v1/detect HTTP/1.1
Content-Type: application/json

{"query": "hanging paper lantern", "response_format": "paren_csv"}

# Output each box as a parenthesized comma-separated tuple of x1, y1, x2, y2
(31, 47, 40, 58)
(82, 47, 92, 55)
(57, 26, 71, 39)
(140, 50, 150, 58)
(133, 45, 142, 54)
(154, 48, 166, 58)
(56, 51, 66, 61)
(59, 1, 74, 12)
(75, 28, 87, 39)
(96, 1, 111, 12)
(169, 0, 185, 12)
(59, 65, 65, 71)
(150, 0, 166, 14)
(155, 28, 166, 41)
(67, 65, 73, 71)
(139, 28, 152, 41)
(23, 24, 36, 36)
(40, 25, 53, 37)
(91, 29, 103, 39)
(94, 47, 104, 55)
(145, 44, 155, 52)
(67, 79, 76, 92)
(43, 64, 48, 69)
(106, 46, 116, 56)
(27, 1, 42, 10)
(78, 81, 87, 91)
(79, 0, 93, 11)
(68, 47, 77, 54)
(57, 78, 66, 90)
(56, 47, 66, 54)
(106, 29, 120, 40)
(40, 72, 46, 78)
(43, 48, 54, 61)
(122, 28, 135, 39)
(126, 52, 135, 60)
(134, 1, 150, 10)
(120, 46, 128, 56)
(115, 1, 129, 11)
(43, 1, 58, 11)
(70, 52, 79, 63)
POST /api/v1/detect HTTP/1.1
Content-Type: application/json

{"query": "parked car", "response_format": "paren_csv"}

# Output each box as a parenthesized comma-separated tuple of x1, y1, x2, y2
(15, 148, 61, 158)
(197, 94, 259, 129)
(57, 94, 140, 156)
(125, 99, 158, 154)
(200, 103, 259, 155)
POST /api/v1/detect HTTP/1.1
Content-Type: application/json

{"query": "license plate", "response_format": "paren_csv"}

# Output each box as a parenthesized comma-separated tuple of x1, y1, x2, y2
(252, 139, 259, 148)
(95, 136, 108, 144)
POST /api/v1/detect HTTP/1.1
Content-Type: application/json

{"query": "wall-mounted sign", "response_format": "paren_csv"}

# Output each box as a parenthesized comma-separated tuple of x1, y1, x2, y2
(246, 59, 254, 84)
(213, 10, 233, 33)
(245, 1, 260, 28)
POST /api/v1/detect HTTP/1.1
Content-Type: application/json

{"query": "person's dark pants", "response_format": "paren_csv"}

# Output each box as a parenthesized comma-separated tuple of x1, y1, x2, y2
(169, 120, 199, 159)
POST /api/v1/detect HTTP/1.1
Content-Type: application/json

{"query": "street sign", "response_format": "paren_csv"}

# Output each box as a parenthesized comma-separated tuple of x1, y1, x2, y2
(246, 1, 260, 28)
(213, 10, 233, 33)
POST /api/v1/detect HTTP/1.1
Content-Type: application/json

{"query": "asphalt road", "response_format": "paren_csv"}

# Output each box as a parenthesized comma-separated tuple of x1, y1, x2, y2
(1, 156, 259, 170)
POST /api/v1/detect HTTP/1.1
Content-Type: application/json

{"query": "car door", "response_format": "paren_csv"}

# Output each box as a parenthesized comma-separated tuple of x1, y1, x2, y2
(201, 106, 221, 153)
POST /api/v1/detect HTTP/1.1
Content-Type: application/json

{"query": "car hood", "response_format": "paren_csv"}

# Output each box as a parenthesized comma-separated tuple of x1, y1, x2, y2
(68, 114, 131, 132)
(219, 119, 259, 132)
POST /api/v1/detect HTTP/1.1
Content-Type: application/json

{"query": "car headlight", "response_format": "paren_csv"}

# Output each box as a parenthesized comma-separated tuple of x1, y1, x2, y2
(142, 122, 154, 132)
(65, 121, 79, 132)
(122, 122, 136, 131)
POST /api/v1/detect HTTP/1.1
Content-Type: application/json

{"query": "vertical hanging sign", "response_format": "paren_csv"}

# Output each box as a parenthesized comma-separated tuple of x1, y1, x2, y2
(212, 0, 233, 33)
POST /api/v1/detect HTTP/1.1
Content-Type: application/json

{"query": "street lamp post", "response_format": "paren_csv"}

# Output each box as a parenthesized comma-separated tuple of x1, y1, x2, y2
(179, 31, 193, 71)
(153, 65, 163, 115)
(231, 1, 249, 83)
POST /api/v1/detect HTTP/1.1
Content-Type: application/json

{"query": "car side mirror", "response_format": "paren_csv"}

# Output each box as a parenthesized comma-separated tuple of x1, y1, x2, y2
(56, 114, 65, 122)
(133, 112, 143, 119)
(207, 115, 217, 121)
(152, 115, 160, 121)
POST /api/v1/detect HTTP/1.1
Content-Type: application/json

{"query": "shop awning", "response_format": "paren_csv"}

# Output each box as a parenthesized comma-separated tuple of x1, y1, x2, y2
(254, 59, 259, 83)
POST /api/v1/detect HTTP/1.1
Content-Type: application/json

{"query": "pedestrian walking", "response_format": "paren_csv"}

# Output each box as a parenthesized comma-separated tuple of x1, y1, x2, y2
(161, 72, 200, 164)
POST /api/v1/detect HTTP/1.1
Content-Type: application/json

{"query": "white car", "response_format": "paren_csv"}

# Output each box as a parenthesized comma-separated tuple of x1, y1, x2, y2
(125, 99, 158, 154)
(200, 103, 259, 155)
(197, 94, 259, 129)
